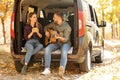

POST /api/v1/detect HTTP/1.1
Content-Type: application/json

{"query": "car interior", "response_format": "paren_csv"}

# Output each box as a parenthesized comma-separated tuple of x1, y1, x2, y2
(16, 0, 78, 55)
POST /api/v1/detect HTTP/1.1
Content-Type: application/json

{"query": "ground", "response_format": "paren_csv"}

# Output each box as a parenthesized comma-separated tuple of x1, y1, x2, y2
(0, 39, 120, 80)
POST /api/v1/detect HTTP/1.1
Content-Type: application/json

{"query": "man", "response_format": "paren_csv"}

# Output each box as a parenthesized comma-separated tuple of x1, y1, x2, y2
(41, 12, 71, 78)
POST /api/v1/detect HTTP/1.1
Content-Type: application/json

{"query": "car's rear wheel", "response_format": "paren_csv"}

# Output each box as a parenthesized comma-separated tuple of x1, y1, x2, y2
(79, 48, 91, 72)
(95, 46, 104, 63)
(95, 39, 104, 63)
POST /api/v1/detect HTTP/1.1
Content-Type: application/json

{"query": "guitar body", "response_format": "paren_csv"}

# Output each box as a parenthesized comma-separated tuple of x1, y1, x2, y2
(45, 29, 58, 45)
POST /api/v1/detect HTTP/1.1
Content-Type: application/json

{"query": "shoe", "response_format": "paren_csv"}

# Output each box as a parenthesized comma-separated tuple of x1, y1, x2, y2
(21, 65, 27, 75)
(58, 66, 65, 78)
(41, 68, 51, 75)
(20, 58, 25, 65)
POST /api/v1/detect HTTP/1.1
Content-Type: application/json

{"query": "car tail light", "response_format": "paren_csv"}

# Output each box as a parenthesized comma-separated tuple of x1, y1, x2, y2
(10, 12, 15, 39)
(78, 10, 85, 37)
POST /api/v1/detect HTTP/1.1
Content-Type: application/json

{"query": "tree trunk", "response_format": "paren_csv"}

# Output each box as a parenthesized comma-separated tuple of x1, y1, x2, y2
(1, 18, 6, 44)
(119, 20, 120, 39)
(111, 24, 114, 39)
(0, 3, 9, 44)
(102, 9, 105, 38)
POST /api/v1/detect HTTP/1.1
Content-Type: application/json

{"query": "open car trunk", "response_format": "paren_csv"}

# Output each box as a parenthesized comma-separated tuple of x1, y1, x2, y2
(13, 0, 79, 60)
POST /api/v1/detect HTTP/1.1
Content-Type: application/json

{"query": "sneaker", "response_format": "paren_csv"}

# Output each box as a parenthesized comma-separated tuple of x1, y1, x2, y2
(58, 66, 65, 78)
(21, 65, 27, 75)
(41, 68, 51, 75)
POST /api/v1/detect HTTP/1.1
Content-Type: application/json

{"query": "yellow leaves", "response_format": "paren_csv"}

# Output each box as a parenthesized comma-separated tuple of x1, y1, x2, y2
(0, 4, 6, 13)
(0, 0, 13, 18)
(96, 0, 120, 22)
(2, 0, 14, 3)
(112, 76, 120, 80)
(112, 0, 120, 6)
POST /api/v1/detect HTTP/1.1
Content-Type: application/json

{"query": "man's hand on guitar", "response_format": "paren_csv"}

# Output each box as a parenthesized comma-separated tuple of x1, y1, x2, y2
(55, 35, 65, 42)
(55, 34, 60, 39)
(45, 29, 65, 45)
(45, 31, 50, 38)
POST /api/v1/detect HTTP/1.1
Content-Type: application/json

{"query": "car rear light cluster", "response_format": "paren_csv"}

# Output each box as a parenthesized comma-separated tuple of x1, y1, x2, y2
(78, 10, 85, 37)
(10, 12, 15, 39)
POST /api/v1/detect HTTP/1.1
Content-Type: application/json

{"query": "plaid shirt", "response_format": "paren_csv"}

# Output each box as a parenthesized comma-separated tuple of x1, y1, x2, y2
(24, 23, 43, 42)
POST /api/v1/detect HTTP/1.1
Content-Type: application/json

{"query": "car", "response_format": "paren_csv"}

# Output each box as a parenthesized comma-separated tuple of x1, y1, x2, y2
(10, 0, 106, 73)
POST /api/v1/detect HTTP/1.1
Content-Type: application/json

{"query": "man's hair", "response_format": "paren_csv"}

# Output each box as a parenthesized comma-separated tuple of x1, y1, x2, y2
(54, 11, 63, 20)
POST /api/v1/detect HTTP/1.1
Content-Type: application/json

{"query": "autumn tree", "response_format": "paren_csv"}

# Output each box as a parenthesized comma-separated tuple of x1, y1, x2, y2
(0, 0, 15, 71)
(112, 0, 120, 39)
(0, 0, 13, 44)
(95, 0, 112, 38)
(96, 0, 120, 39)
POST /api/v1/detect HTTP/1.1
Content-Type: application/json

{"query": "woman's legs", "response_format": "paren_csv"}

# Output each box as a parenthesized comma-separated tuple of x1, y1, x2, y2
(33, 40, 43, 55)
(24, 39, 43, 64)
(21, 39, 43, 75)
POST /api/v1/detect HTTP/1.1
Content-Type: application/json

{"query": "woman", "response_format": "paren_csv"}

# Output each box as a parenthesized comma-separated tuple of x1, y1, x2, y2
(21, 12, 43, 75)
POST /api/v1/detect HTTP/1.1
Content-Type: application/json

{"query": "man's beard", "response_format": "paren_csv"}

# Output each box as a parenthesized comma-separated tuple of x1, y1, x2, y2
(54, 21, 59, 25)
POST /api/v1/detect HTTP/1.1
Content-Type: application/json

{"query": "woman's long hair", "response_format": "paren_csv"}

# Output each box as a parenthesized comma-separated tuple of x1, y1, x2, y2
(27, 12, 39, 27)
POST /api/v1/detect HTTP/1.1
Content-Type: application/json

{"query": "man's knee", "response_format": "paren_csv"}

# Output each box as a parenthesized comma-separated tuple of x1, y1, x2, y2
(38, 44, 43, 49)
(45, 46, 52, 53)
(61, 50, 68, 57)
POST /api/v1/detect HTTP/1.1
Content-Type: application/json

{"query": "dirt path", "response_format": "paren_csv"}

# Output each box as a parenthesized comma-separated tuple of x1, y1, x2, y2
(0, 39, 120, 80)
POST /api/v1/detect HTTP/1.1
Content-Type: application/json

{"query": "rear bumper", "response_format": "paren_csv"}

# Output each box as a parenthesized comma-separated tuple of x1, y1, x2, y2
(12, 47, 77, 62)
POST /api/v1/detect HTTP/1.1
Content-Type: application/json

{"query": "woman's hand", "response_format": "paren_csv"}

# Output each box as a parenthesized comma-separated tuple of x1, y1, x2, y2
(37, 33, 42, 38)
(32, 28, 35, 33)
(33, 28, 42, 38)
(32, 28, 39, 33)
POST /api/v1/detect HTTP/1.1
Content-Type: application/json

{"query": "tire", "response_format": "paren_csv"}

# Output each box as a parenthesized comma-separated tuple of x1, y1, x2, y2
(79, 48, 91, 72)
(95, 47, 104, 63)
(95, 39, 104, 63)
(14, 61, 23, 73)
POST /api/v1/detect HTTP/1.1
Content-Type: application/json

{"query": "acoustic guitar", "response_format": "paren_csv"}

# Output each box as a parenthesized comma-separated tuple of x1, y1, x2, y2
(45, 28, 59, 45)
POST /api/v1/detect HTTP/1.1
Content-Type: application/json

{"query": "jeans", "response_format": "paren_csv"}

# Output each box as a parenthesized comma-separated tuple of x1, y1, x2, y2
(44, 43, 71, 69)
(25, 39, 43, 63)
